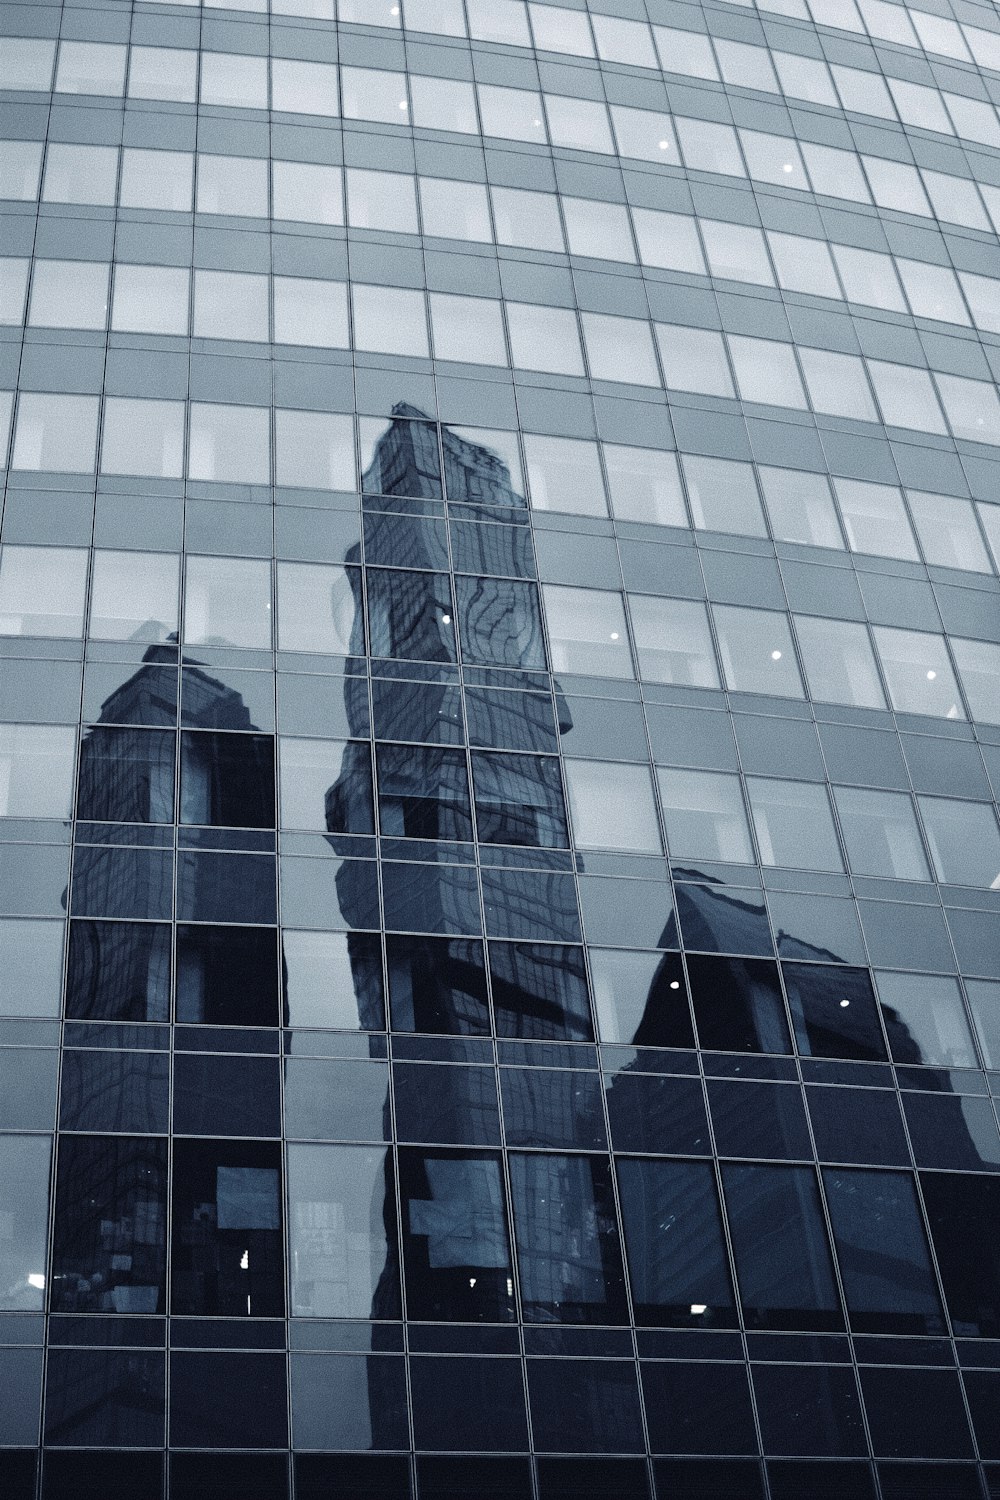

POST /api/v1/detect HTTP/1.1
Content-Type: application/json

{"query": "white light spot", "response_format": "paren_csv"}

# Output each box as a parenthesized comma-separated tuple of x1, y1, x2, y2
(658, 139, 671, 150)
(610, 631, 620, 640)
(690, 1304, 707, 1315)
(669, 980, 680, 990)
(240, 1249, 249, 1269)
(783, 163, 794, 173)
(926, 669, 937, 680)
(398, 99, 408, 110)
(441, 613, 451, 625)
(28, 1273, 45, 1290)
(839, 999, 850, 1008)
(771, 650, 782, 660)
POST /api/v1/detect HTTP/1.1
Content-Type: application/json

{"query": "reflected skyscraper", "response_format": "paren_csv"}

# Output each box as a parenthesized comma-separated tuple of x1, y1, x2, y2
(4, 0, 1000, 1495)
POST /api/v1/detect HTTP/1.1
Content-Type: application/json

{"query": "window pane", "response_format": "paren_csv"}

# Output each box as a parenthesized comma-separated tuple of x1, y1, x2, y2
(562, 198, 633, 262)
(655, 324, 733, 396)
(833, 787, 928, 881)
(0, 724, 75, 818)
(604, 446, 685, 526)
(785, 963, 886, 1061)
(799, 348, 877, 422)
(0, 38, 55, 91)
(0, 141, 43, 200)
(430, 294, 507, 366)
(43, 144, 118, 206)
(746, 778, 842, 871)
(0, 919, 64, 1018)
(200, 51, 267, 108)
(399, 1148, 515, 1321)
(907, 492, 991, 573)
(524, 435, 605, 517)
(541, 585, 633, 678)
(409, 75, 477, 133)
(632, 208, 704, 273)
(834, 246, 904, 310)
(802, 142, 870, 202)
(722, 1163, 842, 1329)
(823, 1168, 944, 1335)
(468, 0, 530, 45)
(682, 455, 766, 537)
(833, 479, 918, 561)
(951, 638, 1000, 725)
(876, 971, 977, 1068)
(273, 278, 349, 349)
(593, 14, 655, 66)
(936, 373, 1000, 446)
(280, 738, 373, 833)
(545, 95, 613, 154)
(347, 168, 417, 233)
(701, 220, 773, 285)
(101, 398, 185, 478)
(740, 130, 807, 188)
(657, 768, 753, 865)
(185, 557, 272, 649)
(341, 67, 409, 124)
(867, 360, 947, 435)
(419, 178, 491, 242)
(506, 304, 583, 376)
(589, 948, 694, 1049)
(56, 40, 126, 96)
(12, 394, 98, 473)
(188, 404, 269, 484)
(0, 259, 29, 325)
(582, 313, 659, 386)
(793, 615, 885, 709)
(288, 1144, 399, 1317)
(352, 285, 428, 357)
(27, 260, 108, 330)
(676, 117, 744, 175)
(52, 1136, 166, 1314)
(90, 552, 179, 642)
(607, 106, 674, 167)
(713, 606, 804, 698)
(728, 336, 806, 409)
(470, 751, 567, 850)
(120, 148, 193, 211)
(759, 467, 842, 549)
(196, 155, 268, 216)
(767, 232, 840, 297)
(0, 547, 87, 637)
(898, 259, 969, 325)
(510, 1153, 627, 1323)
(654, 26, 718, 78)
(0, 1135, 50, 1308)
(491, 187, 563, 251)
(277, 563, 358, 655)
(478, 85, 546, 143)
(564, 760, 661, 854)
(629, 596, 719, 688)
(193, 270, 268, 342)
(129, 45, 197, 103)
(112, 265, 189, 336)
(272, 161, 342, 224)
(406, 0, 465, 33)
(872, 627, 964, 719)
(918, 796, 1000, 888)
(275, 410, 354, 491)
(271, 58, 338, 116)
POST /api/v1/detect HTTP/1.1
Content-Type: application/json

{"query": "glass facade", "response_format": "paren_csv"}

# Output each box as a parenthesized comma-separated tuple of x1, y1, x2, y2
(2, 0, 1000, 1492)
